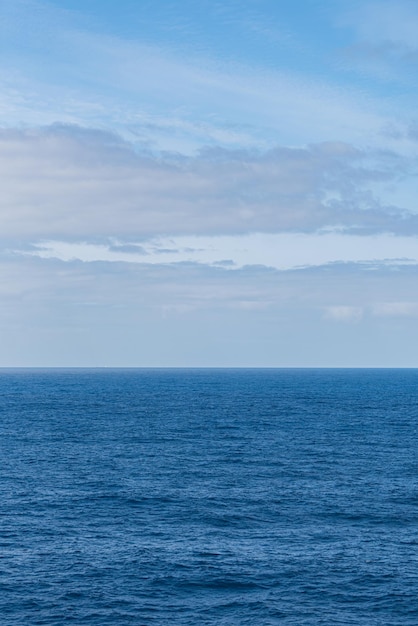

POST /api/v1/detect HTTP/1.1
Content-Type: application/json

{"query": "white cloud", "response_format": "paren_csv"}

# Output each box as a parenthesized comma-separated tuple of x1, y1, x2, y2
(0, 125, 415, 241)
(372, 301, 418, 317)
(324, 305, 364, 322)
(325, 299, 418, 322)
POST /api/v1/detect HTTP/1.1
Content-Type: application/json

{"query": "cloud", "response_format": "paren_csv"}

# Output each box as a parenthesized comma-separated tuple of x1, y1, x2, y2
(337, 1, 418, 81)
(107, 243, 147, 255)
(372, 301, 418, 317)
(0, 0, 403, 155)
(2, 1, 418, 367)
(324, 305, 364, 322)
(2, 254, 418, 365)
(22, 232, 418, 271)
(340, 0, 418, 49)
(0, 124, 416, 241)
(2, 251, 418, 324)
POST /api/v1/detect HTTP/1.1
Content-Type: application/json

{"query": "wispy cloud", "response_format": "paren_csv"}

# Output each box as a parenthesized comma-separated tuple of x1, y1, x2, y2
(337, 0, 418, 81)
(22, 232, 418, 271)
(372, 301, 418, 317)
(0, 0, 405, 154)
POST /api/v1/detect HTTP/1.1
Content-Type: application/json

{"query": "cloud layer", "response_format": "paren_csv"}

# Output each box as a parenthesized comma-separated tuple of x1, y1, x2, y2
(1, 252, 418, 366)
(1, 125, 416, 241)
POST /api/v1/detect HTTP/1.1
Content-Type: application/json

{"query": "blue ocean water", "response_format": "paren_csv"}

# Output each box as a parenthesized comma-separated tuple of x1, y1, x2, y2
(1, 369, 418, 625)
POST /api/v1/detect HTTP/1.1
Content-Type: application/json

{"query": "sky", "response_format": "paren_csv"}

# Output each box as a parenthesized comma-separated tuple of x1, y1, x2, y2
(2, 0, 418, 366)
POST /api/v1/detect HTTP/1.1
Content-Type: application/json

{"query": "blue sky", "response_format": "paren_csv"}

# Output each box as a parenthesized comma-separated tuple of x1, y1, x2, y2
(2, 0, 418, 366)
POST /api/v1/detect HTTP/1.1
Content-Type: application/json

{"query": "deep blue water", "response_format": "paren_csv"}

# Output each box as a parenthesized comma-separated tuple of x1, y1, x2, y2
(1, 368, 418, 625)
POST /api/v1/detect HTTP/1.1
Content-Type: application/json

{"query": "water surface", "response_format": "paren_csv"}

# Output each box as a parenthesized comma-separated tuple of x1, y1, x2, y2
(1, 368, 418, 624)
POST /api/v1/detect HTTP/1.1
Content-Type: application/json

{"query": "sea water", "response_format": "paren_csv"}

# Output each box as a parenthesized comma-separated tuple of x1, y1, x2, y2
(1, 368, 418, 625)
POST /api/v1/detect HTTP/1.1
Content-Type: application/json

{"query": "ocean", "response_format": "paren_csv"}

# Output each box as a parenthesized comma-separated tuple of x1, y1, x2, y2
(1, 368, 418, 625)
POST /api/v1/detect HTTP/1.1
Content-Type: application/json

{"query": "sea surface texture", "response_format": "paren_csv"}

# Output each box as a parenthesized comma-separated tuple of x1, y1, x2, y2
(1, 368, 418, 625)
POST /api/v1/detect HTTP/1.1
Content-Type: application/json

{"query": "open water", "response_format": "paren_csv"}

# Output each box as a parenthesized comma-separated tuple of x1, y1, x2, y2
(1, 368, 418, 625)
